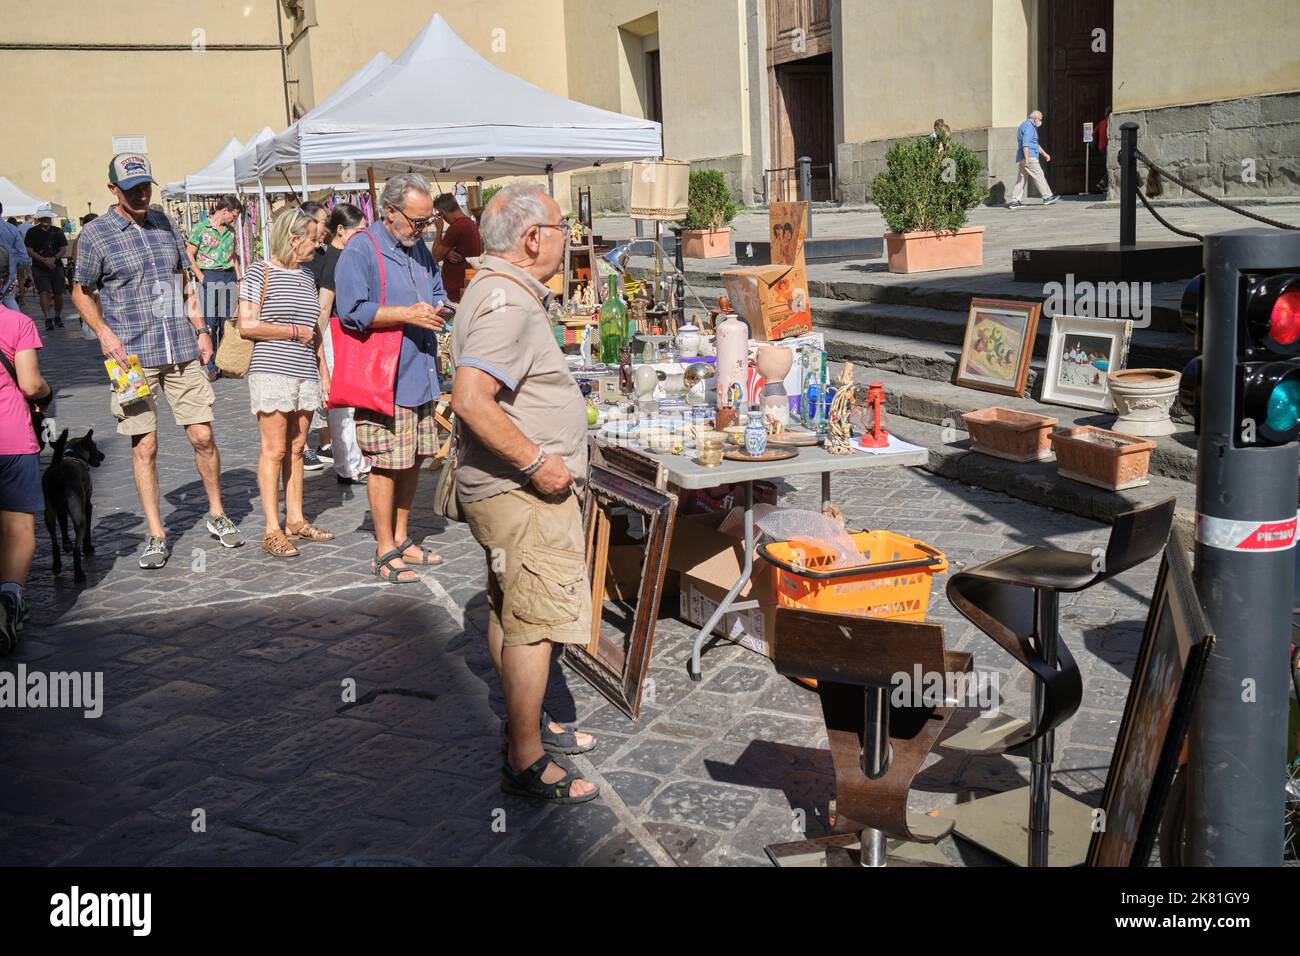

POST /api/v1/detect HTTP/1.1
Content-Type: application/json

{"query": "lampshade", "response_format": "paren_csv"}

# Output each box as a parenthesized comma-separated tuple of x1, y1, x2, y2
(629, 159, 689, 221)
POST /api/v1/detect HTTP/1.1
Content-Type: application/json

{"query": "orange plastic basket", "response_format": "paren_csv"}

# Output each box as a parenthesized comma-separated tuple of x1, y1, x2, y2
(758, 530, 948, 622)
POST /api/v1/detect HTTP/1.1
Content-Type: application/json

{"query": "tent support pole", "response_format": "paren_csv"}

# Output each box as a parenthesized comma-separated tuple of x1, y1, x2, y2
(546, 164, 554, 198)
(184, 189, 192, 231)
(367, 166, 378, 224)
(300, 163, 308, 200)
(258, 179, 270, 257)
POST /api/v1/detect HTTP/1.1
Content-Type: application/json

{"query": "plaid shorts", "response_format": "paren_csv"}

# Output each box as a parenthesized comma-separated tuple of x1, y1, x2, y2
(355, 399, 439, 470)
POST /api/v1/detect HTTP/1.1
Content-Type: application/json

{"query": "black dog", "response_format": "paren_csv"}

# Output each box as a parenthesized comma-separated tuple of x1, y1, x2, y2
(42, 429, 105, 583)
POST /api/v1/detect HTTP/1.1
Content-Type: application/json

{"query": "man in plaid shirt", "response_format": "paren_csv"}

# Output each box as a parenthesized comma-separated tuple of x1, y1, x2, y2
(72, 153, 245, 569)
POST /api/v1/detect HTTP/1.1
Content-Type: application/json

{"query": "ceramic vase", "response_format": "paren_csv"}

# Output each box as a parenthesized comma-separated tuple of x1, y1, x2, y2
(745, 409, 768, 457)
(756, 345, 793, 432)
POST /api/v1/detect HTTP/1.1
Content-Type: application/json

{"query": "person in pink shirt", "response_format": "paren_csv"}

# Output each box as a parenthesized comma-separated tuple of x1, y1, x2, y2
(0, 304, 51, 653)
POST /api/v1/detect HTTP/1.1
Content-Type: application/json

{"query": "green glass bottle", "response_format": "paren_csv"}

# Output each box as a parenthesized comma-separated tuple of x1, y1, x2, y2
(599, 274, 627, 365)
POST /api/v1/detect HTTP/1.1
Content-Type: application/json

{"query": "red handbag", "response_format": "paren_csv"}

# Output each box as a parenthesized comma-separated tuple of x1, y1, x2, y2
(326, 229, 402, 416)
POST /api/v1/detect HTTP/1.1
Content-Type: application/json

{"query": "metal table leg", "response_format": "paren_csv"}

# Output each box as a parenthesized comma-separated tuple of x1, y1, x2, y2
(860, 685, 892, 866)
(688, 481, 754, 682)
(1028, 589, 1059, 867)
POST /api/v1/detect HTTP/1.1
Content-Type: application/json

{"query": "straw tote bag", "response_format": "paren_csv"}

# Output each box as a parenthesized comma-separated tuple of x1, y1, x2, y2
(215, 266, 266, 378)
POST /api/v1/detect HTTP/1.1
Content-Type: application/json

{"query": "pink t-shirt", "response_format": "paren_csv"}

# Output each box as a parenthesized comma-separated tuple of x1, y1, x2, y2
(0, 306, 43, 455)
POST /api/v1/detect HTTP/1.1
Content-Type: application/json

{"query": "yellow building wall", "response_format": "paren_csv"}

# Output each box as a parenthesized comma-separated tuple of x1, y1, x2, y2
(0, 0, 287, 221)
(564, 0, 749, 163)
(838, 0, 996, 142)
(1113, 0, 1300, 111)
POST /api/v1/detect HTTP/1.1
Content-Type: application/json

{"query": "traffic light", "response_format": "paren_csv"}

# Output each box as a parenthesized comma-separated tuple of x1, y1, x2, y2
(1241, 273, 1300, 445)
(1178, 269, 1300, 446)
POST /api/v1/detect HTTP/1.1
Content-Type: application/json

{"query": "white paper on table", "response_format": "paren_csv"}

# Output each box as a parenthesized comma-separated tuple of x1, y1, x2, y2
(850, 433, 927, 456)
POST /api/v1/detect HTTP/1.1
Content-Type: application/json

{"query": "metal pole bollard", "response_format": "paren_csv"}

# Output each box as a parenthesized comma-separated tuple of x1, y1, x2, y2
(798, 156, 814, 238)
(1119, 122, 1138, 247)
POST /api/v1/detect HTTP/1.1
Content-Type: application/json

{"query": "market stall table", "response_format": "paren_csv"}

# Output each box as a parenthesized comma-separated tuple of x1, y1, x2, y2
(593, 437, 928, 680)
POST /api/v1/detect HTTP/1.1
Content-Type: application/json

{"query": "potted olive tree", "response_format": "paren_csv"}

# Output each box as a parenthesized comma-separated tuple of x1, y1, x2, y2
(871, 132, 988, 273)
(681, 169, 737, 259)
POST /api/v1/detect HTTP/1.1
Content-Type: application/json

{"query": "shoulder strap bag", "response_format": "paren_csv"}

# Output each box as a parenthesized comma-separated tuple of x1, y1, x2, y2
(433, 271, 546, 523)
(326, 229, 404, 416)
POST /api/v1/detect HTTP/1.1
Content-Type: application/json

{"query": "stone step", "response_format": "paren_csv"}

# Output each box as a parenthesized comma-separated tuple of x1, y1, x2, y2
(679, 267, 1190, 331)
(878, 413, 1199, 540)
(828, 362, 1201, 485)
(819, 323, 1194, 417)
(692, 281, 1196, 370)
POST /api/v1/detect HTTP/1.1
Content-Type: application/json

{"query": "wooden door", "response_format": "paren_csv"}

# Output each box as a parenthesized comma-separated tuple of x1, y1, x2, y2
(777, 60, 834, 201)
(1047, 0, 1113, 194)
(767, 0, 835, 201)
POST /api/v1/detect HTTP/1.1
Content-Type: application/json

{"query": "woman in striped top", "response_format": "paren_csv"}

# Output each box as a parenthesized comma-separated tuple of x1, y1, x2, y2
(236, 206, 335, 558)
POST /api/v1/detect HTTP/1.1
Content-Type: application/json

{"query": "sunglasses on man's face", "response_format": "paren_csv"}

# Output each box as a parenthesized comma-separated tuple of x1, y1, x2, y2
(395, 207, 435, 232)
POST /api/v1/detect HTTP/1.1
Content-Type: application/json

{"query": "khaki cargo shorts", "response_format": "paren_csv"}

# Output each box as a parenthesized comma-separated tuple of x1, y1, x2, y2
(111, 360, 215, 436)
(461, 485, 592, 647)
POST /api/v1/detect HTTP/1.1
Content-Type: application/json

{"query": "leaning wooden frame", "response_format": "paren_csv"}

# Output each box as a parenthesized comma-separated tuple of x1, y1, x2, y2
(1086, 525, 1215, 867)
(562, 463, 677, 719)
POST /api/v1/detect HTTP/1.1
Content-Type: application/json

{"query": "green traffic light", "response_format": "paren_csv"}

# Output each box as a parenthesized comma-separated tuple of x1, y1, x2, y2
(1266, 377, 1300, 434)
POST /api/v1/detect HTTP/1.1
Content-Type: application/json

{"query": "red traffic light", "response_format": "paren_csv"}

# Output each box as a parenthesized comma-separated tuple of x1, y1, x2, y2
(1245, 273, 1300, 356)
(1270, 289, 1300, 346)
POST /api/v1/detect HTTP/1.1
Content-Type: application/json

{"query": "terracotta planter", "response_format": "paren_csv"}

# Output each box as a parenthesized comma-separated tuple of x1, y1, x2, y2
(1106, 368, 1181, 436)
(884, 225, 984, 273)
(962, 407, 1058, 462)
(1049, 426, 1157, 491)
(681, 227, 731, 259)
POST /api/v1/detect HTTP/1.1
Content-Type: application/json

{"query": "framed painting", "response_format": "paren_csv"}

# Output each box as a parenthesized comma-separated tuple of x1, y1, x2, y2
(1087, 526, 1215, 867)
(954, 298, 1041, 397)
(562, 464, 677, 719)
(1041, 315, 1133, 411)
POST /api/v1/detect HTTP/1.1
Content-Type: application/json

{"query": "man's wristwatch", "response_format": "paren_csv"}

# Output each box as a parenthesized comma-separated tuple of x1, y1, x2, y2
(521, 450, 548, 479)
(194, 327, 210, 339)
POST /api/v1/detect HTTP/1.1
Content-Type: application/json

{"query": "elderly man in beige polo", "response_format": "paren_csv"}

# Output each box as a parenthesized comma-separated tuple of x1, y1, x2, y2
(450, 183, 599, 805)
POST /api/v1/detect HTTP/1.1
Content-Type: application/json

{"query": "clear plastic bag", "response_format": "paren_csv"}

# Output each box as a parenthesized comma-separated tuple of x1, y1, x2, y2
(719, 505, 863, 569)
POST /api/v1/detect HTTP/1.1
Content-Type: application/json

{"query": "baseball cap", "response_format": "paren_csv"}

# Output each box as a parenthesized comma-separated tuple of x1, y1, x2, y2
(109, 153, 157, 191)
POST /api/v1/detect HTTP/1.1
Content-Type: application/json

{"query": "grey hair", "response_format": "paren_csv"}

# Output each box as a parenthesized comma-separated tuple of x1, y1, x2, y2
(1030, 109, 1043, 120)
(480, 183, 551, 253)
(380, 172, 432, 211)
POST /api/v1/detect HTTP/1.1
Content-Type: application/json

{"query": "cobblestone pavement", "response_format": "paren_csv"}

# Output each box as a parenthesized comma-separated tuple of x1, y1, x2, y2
(0, 303, 1159, 867)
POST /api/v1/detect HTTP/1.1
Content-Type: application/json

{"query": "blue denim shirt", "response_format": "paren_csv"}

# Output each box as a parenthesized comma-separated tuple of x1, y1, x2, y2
(335, 223, 446, 410)
(0, 219, 29, 281)
(1017, 118, 1040, 162)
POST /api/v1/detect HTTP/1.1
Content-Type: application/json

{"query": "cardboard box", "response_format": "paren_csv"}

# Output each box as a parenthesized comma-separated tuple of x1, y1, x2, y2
(720, 263, 812, 342)
(668, 511, 779, 660)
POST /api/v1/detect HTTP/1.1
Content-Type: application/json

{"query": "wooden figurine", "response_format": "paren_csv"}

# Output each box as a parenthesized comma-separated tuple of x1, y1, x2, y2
(826, 362, 856, 455)
(569, 218, 584, 245)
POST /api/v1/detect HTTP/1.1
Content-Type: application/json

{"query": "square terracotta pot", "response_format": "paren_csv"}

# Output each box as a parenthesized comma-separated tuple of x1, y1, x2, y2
(681, 228, 731, 259)
(1048, 426, 1157, 491)
(885, 225, 984, 273)
(962, 407, 1058, 462)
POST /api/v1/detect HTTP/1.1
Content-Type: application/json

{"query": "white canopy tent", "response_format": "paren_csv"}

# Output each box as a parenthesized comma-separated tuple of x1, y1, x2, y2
(234, 52, 393, 188)
(0, 177, 68, 219)
(250, 14, 661, 189)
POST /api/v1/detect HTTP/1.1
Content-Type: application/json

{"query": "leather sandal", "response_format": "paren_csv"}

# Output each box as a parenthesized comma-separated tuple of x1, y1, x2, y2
(501, 753, 598, 804)
(397, 536, 442, 566)
(371, 548, 419, 584)
(287, 520, 336, 542)
(262, 529, 300, 558)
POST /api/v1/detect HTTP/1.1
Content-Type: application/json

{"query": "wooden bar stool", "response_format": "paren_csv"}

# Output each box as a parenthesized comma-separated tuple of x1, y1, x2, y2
(938, 497, 1175, 867)
(766, 607, 972, 867)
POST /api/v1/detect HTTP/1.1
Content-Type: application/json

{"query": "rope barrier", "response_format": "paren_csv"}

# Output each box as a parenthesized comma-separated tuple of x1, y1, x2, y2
(1135, 187, 1203, 241)
(1135, 149, 1299, 231)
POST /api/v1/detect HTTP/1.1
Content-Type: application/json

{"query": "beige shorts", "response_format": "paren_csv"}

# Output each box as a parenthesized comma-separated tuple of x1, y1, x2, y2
(111, 360, 214, 436)
(461, 486, 591, 647)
